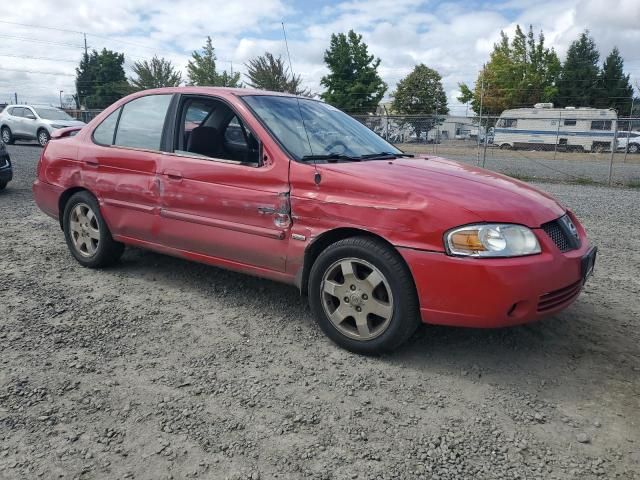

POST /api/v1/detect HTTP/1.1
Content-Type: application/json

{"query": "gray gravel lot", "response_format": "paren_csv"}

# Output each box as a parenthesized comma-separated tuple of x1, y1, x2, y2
(1, 144, 639, 479)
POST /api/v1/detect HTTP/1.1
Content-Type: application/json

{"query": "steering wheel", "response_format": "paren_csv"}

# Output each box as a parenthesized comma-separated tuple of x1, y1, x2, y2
(323, 140, 349, 154)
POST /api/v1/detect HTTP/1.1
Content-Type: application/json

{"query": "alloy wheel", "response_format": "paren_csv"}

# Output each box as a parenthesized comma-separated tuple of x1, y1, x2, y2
(38, 130, 49, 146)
(69, 203, 100, 257)
(320, 257, 394, 341)
(1, 129, 10, 144)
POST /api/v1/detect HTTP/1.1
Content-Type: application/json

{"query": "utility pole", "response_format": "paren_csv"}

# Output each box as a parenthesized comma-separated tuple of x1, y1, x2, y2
(59, 90, 64, 109)
(623, 95, 636, 164)
(84, 33, 88, 58)
(14, 93, 17, 104)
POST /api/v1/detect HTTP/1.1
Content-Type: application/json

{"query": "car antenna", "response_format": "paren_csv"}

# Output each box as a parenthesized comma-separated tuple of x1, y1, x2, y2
(282, 21, 320, 185)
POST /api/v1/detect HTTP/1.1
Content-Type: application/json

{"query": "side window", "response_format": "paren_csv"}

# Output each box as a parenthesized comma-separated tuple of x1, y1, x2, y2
(497, 118, 517, 128)
(591, 120, 612, 131)
(92, 108, 121, 145)
(11, 107, 24, 117)
(24, 108, 36, 119)
(224, 116, 248, 147)
(563, 119, 576, 126)
(114, 95, 172, 150)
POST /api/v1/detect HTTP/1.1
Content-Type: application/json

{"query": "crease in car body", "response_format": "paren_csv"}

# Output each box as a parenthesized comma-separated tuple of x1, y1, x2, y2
(33, 87, 596, 354)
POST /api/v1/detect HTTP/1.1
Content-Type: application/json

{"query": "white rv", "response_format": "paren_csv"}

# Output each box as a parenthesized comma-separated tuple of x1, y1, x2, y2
(493, 103, 617, 152)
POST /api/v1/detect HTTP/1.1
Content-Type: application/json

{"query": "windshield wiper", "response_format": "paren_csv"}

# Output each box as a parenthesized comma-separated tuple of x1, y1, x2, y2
(300, 153, 361, 162)
(359, 151, 415, 160)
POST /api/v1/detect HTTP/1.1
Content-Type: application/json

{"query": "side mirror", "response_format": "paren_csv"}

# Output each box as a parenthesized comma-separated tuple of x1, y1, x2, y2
(25, 113, 36, 120)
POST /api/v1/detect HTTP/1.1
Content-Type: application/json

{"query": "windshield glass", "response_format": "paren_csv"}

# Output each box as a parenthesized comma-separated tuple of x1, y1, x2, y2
(243, 95, 401, 160)
(33, 107, 74, 121)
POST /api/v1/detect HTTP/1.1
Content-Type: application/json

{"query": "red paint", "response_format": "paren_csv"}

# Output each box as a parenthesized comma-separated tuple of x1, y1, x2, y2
(33, 87, 592, 328)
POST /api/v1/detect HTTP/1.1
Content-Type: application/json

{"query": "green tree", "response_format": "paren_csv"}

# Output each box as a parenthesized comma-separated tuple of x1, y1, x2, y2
(75, 48, 130, 109)
(245, 52, 309, 95)
(459, 25, 560, 115)
(187, 36, 241, 87)
(556, 31, 600, 108)
(130, 55, 182, 90)
(392, 64, 448, 140)
(320, 30, 386, 114)
(596, 47, 634, 114)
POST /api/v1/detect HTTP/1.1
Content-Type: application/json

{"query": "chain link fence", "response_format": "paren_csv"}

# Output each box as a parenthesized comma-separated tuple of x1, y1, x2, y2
(353, 113, 640, 187)
(65, 109, 102, 123)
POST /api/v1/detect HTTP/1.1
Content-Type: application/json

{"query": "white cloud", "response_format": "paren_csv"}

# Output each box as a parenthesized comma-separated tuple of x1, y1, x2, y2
(0, 0, 638, 111)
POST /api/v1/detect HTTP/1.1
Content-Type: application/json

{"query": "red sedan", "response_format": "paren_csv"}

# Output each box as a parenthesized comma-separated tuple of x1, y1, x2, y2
(33, 87, 596, 354)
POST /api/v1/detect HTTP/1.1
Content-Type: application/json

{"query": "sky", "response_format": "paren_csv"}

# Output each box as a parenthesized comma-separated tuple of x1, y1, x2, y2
(1, 0, 639, 114)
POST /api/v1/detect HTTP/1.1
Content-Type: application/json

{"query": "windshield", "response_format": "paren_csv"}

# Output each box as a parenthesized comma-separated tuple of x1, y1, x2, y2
(33, 107, 74, 121)
(243, 95, 402, 160)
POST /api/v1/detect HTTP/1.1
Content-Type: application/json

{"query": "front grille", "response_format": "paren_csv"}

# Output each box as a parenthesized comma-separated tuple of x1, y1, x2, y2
(537, 280, 582, 312)
(541, 215, 579, 252)
(542, 220, 571, 252)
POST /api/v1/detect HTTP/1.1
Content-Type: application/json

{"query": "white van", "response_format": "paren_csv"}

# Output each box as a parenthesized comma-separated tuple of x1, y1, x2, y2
(493, 103, 617, 153)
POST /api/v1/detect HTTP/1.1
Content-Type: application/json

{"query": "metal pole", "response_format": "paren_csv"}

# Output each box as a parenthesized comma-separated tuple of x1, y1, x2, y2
(623, 96, 635, 164)
(434, 105, 439, 155)
(476, 75, 485, 165)
(383, 105, 389, 141)
(608, 119, 618, 186)
(481, 118, 489, 167)
(553, 110, 561, 161)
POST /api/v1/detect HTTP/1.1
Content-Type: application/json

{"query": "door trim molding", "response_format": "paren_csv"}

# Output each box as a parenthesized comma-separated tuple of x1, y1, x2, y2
(159, 208, 285, 240)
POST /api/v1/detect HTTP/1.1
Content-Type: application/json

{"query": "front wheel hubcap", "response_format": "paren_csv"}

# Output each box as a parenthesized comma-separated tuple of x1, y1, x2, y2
(39, 132, 48, 145)
(1, 130, 9, 142)
(320, 258, 394, 341)
(69, 203, 100, 257)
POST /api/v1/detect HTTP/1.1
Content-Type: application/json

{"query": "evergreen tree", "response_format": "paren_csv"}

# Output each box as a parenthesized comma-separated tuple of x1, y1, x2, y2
(245, 52, 309, 95)
(130, 55, 182, 90)
(320, 30, 386, 114)
(187, 37, 241, 87)
(75, 48, 129, 109)
(597, 47, 634, 114)
(556, 31, 600, 108)
(459, 26, 560, 115)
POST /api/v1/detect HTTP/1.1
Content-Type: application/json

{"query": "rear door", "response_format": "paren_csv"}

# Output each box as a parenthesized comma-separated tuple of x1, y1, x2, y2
(157, 95, 291, 272)
(79, 94, 174, 242)
(9, 107, 26, 136)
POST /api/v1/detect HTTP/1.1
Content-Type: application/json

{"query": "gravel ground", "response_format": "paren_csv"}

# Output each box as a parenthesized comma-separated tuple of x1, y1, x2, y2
(1, 144, 639, 480)
(400, 143, 640, 186)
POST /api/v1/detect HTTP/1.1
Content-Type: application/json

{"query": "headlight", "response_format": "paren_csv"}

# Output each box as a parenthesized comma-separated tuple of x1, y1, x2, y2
(445, 224, 541, 257)
(51, 124, 66, 129)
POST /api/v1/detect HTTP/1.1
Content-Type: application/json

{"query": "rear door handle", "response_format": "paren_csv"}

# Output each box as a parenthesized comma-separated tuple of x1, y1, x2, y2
(164, 169, 183, 181)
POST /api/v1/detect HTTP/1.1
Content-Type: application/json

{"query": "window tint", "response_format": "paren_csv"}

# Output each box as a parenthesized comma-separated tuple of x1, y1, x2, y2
(115, 95, 172, 150)
(10, 107, 24, 117)
(93, 108, 121, 145)
(563, 119, 576, 126)
(591, 120, 612, 131)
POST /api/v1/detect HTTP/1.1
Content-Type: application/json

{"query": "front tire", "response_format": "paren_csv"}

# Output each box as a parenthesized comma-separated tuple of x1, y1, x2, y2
(37, 129, 50, 147)
(308, 236, 420, 354)
(628, 143, 639, 154)
(63, 191, 124, 268)
(1, 126, 13, 145)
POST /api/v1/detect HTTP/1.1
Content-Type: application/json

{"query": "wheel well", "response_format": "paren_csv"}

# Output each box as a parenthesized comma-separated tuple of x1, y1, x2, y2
(58, 187, 88, 229)
(298, 227, 402, 295)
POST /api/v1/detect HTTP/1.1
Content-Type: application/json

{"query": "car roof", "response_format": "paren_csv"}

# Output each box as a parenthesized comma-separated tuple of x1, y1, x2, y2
(125, 86, 311, 100)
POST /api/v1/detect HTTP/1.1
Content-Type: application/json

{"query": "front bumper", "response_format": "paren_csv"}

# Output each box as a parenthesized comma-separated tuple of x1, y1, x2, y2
(399, 226, 592, 328)
(0, 156, 12, 184)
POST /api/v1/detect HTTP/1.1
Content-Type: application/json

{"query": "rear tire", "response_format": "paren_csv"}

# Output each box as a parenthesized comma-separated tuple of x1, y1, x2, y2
(63, 191, 124, 268)
(308, 236, 420, 354)
(500, 143, 512, 150)
(37, 129, 50, 147)
(1, 126, 13, 145)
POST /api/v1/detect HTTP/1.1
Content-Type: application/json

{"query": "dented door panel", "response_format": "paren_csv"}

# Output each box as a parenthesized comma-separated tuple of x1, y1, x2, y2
(158, 148, 291, 272)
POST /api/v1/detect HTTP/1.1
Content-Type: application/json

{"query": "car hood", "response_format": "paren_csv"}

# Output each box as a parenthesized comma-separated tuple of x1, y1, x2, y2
(318, 156, 565, 227)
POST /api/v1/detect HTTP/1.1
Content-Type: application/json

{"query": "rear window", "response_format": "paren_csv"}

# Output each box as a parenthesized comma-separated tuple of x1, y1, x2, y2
(92, 108, 121, 146)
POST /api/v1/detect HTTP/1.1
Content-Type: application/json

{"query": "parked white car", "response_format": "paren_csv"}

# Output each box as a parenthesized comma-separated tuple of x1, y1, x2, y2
(0, 105, 85, 147)
(616, 131, 640, 153)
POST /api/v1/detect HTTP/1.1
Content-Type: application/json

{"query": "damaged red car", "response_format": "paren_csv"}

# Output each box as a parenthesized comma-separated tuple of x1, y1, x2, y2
(33, 87, 596, 354)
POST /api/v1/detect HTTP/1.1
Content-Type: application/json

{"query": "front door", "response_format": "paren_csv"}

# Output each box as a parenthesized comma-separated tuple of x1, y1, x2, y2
(157, 95, 291, 272)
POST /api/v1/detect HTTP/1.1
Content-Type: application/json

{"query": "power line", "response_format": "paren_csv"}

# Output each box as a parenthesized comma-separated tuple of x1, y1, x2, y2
(0, 34, 84, 49)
